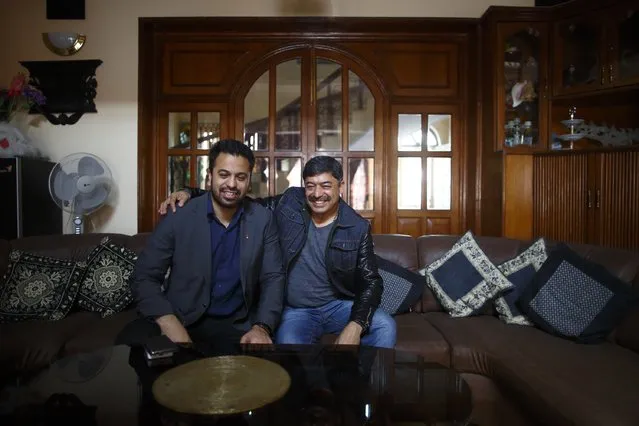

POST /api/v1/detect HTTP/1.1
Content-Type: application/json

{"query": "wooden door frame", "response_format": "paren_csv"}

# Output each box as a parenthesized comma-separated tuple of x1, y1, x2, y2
(138, 17, 476, 233)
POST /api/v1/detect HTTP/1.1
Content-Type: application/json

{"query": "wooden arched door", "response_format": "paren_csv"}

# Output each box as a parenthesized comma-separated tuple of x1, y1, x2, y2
(229, 46, 387, 233)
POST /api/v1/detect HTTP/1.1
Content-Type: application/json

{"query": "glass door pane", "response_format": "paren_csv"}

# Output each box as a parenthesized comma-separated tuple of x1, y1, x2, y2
(197, 112, 220, 149)
(275, 60, 302, 151)
(244, 70, 269, 151)
(398, 157, 421, 210)
(250, 158, 270, 198)
(557, 20, 601, 90)
(427, 157, 451, 210)
(168, 112, 191, 149)
(398, 114, 422, 151)
(197, 156, 209, 190)
(348, 158, 374, 210)
(503, 27, 542, 147)
(168, 156, 190, 195)
(316, 59, 342, 151)
(348, 71, 374, 152)
(426, 114, 452, 152)
(616, 8, 639, 82)
(275, 158, 302, 194)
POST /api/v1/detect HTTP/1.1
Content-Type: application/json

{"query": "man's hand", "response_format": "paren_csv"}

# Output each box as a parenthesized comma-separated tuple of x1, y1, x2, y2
(155, 314, 192, 343)
(158, 191, 191, 215)
(335, 321, 362, 346)
(240, 325, 273, 345)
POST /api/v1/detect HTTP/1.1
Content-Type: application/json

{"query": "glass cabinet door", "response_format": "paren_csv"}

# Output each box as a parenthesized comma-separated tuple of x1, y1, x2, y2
(610, 6, 639, 86)
(553, 17, 604, 94)
(497, 23, 548, 151)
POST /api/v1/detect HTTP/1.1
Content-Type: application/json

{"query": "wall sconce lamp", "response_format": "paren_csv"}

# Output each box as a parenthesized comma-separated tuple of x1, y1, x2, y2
(42, 32, 86, 56)
(19, 59, 102, 126)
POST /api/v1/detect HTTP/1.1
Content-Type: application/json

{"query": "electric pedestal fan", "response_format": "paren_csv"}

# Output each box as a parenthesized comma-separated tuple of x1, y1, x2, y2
(48, 153, 113, 234)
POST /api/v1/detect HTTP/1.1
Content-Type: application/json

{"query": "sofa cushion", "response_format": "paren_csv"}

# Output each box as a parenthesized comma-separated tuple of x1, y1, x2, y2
(417, 235, 524, 314)
(63, 309, 137, 356)
(0, 311, 99, 376)
(393, 313, 450, 367)
(422, 231, 513, 317)
(423, 312, 639, 426)
(494, 238, 547, 326)
(76, 237, 137, 318)
(0, 250, 85, 323)
(376, 256, 424, 315)
(518, 243, 639, 344)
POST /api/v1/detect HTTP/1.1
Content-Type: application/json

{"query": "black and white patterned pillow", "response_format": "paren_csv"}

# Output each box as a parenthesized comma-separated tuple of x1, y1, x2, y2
(0, 250, 85, 323)
(376, 255, 425, 315)
(518, 244, 639, 344)
(494, 238, 548, 326)
(76, 237, 137, 317)
(422, 231, 514, 317)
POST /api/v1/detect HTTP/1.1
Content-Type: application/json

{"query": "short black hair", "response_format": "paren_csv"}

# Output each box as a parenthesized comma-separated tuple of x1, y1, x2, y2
(208, 139, 255, 171)
(303, 156, 343, 182)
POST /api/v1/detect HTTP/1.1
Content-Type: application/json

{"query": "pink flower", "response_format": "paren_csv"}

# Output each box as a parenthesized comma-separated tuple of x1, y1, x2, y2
(8, 74, 26, 97)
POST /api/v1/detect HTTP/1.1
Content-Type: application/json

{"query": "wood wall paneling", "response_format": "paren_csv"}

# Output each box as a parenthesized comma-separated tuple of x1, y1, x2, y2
(138, 18, 475, 234)
(503, 154, 534, 240)
(477, 14, 503, 237)
(397, 217, 422, 237)
(372, 43, 459, 98)
(162, 42, 267, 96)
(425, 217, 452, 235)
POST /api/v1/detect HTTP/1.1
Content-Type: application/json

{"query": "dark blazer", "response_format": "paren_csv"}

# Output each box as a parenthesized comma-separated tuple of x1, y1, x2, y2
(131, 195, 285, 332)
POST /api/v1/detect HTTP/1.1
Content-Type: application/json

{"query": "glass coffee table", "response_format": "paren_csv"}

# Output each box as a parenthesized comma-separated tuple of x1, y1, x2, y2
(0, 343, 472, 425)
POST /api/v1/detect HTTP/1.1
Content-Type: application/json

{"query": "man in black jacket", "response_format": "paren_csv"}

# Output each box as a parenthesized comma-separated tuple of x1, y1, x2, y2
(124, 139, 285, 348)
(160, 156, 396, 348)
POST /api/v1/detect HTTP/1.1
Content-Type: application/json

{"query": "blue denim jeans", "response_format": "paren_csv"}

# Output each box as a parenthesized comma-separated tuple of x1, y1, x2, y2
(275, 300, 397, 348)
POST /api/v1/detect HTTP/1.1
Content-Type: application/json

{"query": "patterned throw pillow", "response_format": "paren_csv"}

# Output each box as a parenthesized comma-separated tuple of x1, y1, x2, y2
(494, 238, 548, 326)
(76, 237, 137, 317)
(376, 255, 425, 315)
(518, 243, 639, 344)
(422, 231, 513, 317)
(0, 250, 84, 323)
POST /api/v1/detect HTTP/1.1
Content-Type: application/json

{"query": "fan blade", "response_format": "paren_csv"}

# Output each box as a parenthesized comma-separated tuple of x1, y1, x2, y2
(78, 156, 105, 177)
(53, 171, 79, 201)
(75, 185, 108, 212)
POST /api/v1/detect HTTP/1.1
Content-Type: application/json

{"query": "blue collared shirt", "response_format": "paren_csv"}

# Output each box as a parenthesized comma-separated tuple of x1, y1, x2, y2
(206, 194, 245, 316)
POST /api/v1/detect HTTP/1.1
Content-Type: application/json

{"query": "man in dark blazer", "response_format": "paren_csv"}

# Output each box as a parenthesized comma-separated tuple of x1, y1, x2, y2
(123, 139, 285, 348)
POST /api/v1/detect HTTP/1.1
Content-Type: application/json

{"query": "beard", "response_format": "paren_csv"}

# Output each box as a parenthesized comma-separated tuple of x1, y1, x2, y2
(212, 186, 243, 208)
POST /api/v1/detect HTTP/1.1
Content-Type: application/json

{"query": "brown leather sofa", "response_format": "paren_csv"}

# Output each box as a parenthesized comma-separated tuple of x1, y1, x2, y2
(1, 232, 638, 426)
(375, 234, 639, 426)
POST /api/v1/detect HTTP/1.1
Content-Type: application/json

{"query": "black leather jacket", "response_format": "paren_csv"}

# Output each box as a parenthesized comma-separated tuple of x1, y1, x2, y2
(188, 187, 383, 333)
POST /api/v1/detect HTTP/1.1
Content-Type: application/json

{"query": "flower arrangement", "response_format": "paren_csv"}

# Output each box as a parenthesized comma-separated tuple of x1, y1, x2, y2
(0, 73, 46, 123)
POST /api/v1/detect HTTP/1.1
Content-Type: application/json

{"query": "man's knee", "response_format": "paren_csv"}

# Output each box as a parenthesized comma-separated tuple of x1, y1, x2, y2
(275, 326, 313, 345)
(368, 311, 397, 348)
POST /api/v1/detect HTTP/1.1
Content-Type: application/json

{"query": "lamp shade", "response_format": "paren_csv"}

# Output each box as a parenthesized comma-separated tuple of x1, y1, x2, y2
(42, 32, 86, 56)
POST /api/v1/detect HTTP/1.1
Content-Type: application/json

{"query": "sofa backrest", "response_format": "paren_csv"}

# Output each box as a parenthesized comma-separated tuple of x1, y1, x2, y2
(0, 233, 151, 278)
(372, 234, 418, 270)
